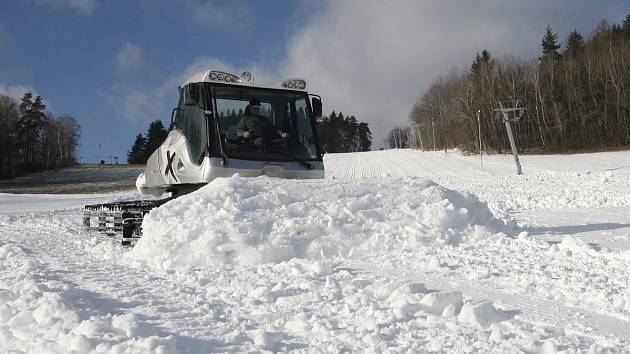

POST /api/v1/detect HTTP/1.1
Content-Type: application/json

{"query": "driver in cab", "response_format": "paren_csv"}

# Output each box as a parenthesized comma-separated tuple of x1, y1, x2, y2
(237, 98, 289, 147)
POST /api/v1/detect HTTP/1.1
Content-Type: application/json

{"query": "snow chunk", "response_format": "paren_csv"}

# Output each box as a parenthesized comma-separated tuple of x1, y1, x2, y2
(419, 291, 463, 315)
(458, 301, 510, 328)
(0, 303, 13, 322)
(112, 313, 157, 338)
(127, 175, 504, 270)
(254, 330, 288, 351)
(135, 172, 146, 192)
(385, 282, 429, 304)
(557, 236, 597, 257)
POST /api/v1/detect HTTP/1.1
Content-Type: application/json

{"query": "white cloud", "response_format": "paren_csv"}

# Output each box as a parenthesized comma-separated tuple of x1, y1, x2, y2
(105, 57, 234, 122)
(279, 0, 625, 147)
(106, 0, 627, 143)
(35, 0, 97, 15)
(186, 0, 252, 33)
(115, 42, 142, 72)
(104, 85, 158, 123)
(156, 56, 277, 111)
(0, 82, 37, 102)
(167, 56, 275, 89)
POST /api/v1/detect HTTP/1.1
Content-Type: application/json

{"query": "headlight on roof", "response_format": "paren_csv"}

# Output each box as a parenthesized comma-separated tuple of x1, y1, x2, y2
(208, 71, 242, 83)
(282, 79, 307, 90)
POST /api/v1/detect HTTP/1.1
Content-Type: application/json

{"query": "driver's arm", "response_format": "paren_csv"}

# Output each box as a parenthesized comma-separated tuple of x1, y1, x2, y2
(236, 117, 251, 138)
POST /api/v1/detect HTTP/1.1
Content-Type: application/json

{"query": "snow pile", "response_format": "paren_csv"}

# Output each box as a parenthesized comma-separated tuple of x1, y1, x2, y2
(127, 175, 505, 270)
(0, 242, 176, 354)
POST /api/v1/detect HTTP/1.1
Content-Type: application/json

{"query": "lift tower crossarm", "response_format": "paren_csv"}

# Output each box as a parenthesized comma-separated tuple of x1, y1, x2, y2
(494, 104, 525, 175)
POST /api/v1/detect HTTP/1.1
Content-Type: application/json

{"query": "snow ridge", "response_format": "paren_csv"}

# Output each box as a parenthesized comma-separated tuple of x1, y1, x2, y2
(127, 175, 505, 271)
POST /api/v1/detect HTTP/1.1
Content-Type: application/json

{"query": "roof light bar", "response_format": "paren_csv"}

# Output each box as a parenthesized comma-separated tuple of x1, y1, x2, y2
(208, 71, 242, 84)
(282, 79, 307, 90)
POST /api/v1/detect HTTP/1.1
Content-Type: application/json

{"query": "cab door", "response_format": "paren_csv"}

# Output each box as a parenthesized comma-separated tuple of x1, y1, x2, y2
(165, 83, 209, 185)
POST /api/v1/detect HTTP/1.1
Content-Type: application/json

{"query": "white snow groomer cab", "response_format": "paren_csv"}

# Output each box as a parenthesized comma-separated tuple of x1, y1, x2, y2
(84, 70, 324, 244)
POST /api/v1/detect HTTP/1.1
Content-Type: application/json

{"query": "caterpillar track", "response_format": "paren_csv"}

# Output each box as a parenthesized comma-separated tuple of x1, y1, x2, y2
(83, 198, 175, 245)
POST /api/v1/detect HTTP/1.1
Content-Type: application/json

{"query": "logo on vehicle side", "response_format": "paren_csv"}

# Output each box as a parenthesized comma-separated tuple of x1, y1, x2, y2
(165, 151, 178, 182)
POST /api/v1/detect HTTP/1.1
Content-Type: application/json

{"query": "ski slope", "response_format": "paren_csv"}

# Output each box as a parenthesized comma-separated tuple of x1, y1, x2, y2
(324, 149, 630, 177)
(1, 149, 630, 353)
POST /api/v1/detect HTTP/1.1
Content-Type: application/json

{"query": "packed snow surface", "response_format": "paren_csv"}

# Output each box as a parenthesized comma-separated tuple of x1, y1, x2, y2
(2, 149, 630, 353)
(0, 193, 115, 216)
(0, 243, 176, 353)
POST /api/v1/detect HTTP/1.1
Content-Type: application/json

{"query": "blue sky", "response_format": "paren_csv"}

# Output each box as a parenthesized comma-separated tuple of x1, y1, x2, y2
(0, 0, 310, 162)
(1, 0, 629, 162)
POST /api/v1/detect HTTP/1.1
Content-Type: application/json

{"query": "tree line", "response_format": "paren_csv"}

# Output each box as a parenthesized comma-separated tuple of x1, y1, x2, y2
(317, 111, 372, 153)
(0, 92, 80, 179)
(127, 120, 169, 164)
(407, 15, 630, 153)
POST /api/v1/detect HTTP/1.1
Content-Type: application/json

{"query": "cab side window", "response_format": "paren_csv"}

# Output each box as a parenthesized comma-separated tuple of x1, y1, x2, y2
(176, 84, 207, 163)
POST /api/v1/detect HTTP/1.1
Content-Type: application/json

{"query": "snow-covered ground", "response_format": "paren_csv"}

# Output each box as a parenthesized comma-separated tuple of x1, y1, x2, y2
(1, 149, 630, 353)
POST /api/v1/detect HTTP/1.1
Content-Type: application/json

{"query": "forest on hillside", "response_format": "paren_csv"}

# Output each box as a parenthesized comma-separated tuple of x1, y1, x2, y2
(0, 93, 80, 179)
(318, 111, 372, 153)
(401, 16, 630, 153)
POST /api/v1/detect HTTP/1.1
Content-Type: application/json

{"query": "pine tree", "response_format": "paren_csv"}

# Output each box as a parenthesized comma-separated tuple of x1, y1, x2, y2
(18, 92, 33, 112)
(541, 25, 561, 60)
(144, 120, 168, 160)
(480, 50, 492, 67)
(470, 53, 482, 75)
(470, 50, 493, 76)
(346, 115, 359, 152)
(17, 93, 47, 166)
(336, 112, 346, 152)
(622, 14, 630, 38)
(358, 122, 372, 151)
(127, 134, 147, 164)
(0, 95, 20, 178)
(564, 30, 584, 57)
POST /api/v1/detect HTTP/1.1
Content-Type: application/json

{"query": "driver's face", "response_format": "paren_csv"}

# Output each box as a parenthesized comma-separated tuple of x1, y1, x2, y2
(251, 105, 261, 114)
